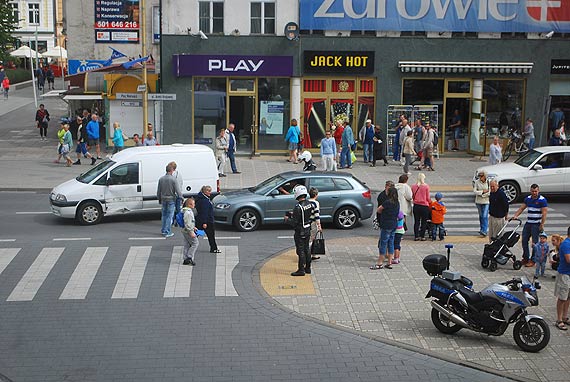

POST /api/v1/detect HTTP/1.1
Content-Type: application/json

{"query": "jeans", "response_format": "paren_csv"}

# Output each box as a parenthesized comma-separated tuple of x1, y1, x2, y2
(522, 223, 540, 261)
(227, 149, 238, 173)
(378, 228, 396, 255)
(432, 223, 445, 240)
(534, 261, 546, 277)
(476, 203, 489, 235)
(363, 143, 373, 162)
(340, 146, 352, 168)
(161, 201, 176, 235)
(173, 197, 183, 225)
(413, 204, 431, 238)
(528, 138, 535, 150)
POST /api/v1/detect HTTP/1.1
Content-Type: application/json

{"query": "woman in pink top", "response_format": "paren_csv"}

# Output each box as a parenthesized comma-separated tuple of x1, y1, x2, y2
(411, 173, 431, 241)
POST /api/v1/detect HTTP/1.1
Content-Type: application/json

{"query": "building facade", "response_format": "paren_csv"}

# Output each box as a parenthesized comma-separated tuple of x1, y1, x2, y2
(9, 0, 57, 53)
(61, 1, 570, 155)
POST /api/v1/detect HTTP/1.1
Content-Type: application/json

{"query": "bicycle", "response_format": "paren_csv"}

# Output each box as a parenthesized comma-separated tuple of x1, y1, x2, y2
(503, 129, 528, 160)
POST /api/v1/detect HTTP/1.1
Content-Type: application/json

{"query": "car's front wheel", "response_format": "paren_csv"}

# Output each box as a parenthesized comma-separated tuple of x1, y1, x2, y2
(334, 206, 359, 229)
(500, 181, 520, 203)
(76, 201, 103, 225)
(234, 208, 261, 232)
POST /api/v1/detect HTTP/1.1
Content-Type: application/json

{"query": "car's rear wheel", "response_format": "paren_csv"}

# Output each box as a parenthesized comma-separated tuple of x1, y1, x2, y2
(234, 208, 260, 232)
(500, 181, 520, 203)
(334, 206, 359, 229)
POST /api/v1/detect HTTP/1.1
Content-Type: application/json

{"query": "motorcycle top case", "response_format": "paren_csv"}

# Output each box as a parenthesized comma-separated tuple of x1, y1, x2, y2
(423, 254, 448, 276)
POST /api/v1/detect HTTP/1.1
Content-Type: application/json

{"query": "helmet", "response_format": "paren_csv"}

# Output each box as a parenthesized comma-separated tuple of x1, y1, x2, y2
(435, 192, 443, 200)
(298, 150, 312, 162)
(293, 185, 308, 200)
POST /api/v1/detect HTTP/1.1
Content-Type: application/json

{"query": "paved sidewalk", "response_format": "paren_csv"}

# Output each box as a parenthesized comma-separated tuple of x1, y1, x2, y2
(260, 236, 569, 382)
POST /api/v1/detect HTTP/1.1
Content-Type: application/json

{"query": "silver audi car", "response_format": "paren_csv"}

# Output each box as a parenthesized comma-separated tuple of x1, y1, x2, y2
(213, 171, 374, 232)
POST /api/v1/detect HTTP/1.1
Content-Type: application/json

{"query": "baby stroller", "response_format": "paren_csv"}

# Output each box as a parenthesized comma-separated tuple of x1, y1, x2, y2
(481, 218, 523, 272)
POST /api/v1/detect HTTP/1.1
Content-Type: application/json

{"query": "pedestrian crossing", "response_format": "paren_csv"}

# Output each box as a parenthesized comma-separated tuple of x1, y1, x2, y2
(0, 245, 241, 302)
(437, 192, 570, 235)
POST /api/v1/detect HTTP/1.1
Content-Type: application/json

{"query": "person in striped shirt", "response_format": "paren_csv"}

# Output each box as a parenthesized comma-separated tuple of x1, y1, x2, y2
(512, 184, 548, 267)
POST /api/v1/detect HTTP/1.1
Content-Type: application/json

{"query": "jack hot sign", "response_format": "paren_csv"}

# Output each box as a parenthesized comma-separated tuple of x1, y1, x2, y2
(300, 0, 570, 33)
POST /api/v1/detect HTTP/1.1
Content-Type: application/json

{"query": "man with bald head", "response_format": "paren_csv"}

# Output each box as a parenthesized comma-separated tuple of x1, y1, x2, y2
(488, 180, 509, 242)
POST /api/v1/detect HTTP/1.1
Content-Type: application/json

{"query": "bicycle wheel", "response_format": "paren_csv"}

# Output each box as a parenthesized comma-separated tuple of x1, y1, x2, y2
(503, 142, 513, 160)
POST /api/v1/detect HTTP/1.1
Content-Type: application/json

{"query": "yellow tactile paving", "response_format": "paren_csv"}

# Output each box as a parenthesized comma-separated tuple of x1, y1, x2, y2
(430, 185, 473, 192)
(260, 249, 316, 296)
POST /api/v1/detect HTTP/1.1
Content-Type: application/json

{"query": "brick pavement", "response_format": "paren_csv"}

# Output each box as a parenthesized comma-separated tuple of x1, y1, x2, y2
(264, 236, 570, 382)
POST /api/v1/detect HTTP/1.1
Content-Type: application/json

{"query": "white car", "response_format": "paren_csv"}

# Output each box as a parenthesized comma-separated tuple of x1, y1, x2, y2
(475, 146, 570, 203)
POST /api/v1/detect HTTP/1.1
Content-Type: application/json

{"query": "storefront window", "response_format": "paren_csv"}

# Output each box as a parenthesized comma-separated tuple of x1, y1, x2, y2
(303, 99, 327, 149)
(193, 77, 227, 146)
(257, 78, 290, 150)
(483, 80, 525, 138)
(403, 78, 444, 128)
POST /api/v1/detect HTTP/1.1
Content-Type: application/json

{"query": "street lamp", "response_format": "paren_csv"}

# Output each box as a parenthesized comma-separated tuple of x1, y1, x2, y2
(34, 8, 39, 70)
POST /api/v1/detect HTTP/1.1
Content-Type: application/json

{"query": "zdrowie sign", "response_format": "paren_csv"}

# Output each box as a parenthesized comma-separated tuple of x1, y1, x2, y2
(299, 0, 570, 33)
(208, 59, 264, 72)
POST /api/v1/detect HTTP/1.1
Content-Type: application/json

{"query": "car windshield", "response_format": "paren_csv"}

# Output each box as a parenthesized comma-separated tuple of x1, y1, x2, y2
(251, 175, 286, 195)
(514, 150, 542, 167)
(76, 160, 116, 184)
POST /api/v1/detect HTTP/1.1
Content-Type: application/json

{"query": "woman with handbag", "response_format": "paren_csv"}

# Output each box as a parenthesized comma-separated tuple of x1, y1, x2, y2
(411, 173, 431, 241)
(35, 104, 50, 141)
(308, 187, 323, 260)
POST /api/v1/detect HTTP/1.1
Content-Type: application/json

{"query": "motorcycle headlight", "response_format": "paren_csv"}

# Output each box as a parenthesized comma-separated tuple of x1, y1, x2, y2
(215, 203, 231, 209)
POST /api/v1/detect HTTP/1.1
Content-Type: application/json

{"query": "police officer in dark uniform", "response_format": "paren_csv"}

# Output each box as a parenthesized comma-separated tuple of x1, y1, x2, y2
(285, 185, 316, 276)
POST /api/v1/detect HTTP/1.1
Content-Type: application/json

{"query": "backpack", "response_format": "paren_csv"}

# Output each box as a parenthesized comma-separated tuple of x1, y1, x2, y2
(432, 129, 439, 147)
(175, 210, 185, 228)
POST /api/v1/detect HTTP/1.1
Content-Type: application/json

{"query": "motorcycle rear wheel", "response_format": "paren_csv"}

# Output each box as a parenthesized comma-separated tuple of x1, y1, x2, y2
(431, 307, 462, 334)
(513, 318, 550, 352)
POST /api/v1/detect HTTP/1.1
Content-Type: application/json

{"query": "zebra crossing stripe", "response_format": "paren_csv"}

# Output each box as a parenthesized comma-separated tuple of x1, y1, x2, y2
(59, 247, 108, 300)
(7, 248, 64, 301)
(164, 246, 193, 298)
(111, 246, 151, 299)
(215, 246, 239, 297)
(0, 248, 20, 276)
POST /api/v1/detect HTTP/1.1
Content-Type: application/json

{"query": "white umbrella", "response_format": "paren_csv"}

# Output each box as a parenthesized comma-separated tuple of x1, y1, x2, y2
(43, 46, 67, 59)
(9, 46, 43, 58)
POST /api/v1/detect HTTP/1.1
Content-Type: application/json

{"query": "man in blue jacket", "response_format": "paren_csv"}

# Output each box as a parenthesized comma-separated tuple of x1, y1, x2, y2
(340, 121, 355, 169)
(86, 113, 102, 160)
(195, 185, 221, 253)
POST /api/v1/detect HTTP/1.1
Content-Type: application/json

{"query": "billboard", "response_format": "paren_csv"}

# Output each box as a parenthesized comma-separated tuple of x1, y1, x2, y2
(95, 0, 140, 43)
(300, 0, 570, 33)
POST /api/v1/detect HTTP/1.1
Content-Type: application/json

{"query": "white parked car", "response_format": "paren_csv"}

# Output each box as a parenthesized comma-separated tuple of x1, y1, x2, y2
(475, 146, 570, 203)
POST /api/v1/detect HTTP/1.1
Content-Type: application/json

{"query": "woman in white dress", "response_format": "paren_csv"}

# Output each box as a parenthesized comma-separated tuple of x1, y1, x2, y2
(489, 136, 503, 165)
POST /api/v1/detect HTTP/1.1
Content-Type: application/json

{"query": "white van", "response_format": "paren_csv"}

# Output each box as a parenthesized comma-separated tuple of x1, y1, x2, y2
(50, 144, 219, 225)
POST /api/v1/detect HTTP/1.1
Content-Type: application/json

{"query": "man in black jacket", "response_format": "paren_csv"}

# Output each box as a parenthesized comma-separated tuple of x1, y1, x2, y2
(195, 185, 220, 253)
(488, 180, 509, 241)
(285, 185, 316, 276)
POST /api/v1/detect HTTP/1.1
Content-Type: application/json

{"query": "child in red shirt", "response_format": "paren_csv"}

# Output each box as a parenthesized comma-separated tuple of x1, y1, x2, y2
(430, 192, 447, 241)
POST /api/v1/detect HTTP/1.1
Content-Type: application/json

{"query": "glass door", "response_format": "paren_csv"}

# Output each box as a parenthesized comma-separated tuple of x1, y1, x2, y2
(444, 79, 472, 152)
(229, 95, 255, 155)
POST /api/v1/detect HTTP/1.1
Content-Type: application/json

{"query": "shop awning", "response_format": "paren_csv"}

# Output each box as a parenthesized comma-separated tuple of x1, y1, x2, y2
(62, 94, 104, 100)
(398, 61, 534, 74)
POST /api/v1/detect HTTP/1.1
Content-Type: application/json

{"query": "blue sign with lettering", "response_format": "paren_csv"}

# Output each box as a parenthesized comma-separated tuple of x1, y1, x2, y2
(68, 59, 109, 75)
(300, 0, 570, 33)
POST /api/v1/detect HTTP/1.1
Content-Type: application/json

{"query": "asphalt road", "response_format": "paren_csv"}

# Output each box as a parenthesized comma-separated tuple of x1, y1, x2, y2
(0, 192, 517, 382)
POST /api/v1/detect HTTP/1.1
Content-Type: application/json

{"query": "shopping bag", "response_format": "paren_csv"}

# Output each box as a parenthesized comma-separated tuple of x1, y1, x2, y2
(350, 150, 357, 163)
(310, 231, 326, 255)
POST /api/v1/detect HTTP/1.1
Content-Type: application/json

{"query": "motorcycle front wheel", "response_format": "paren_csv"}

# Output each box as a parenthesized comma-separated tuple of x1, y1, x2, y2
(513, 318, 550, 352)
(431, 307, 462, 334)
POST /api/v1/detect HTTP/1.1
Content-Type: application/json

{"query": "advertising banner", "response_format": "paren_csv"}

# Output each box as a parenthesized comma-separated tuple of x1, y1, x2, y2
(95, 0, 140, 43)
(304, 51, 374, 74)
(260, 101, 285, 135)
(300, 0, 570, 33)
(173, 55, 294, 77)
(68, 59, 109, 75)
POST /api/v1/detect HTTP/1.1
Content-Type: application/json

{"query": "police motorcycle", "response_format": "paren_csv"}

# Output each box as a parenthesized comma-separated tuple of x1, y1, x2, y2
(423, 244, 550, 352)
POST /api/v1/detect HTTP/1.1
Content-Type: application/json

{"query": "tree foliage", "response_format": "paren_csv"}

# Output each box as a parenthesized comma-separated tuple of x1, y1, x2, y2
(0, 0, 18, 62)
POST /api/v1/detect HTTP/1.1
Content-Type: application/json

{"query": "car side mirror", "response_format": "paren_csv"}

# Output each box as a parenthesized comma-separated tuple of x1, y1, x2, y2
(270, 189, 280, 196)
(533, 164, 543, 171)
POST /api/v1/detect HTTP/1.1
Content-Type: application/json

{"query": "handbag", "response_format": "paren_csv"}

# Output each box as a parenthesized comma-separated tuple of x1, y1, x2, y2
(310, 231, 326, 255)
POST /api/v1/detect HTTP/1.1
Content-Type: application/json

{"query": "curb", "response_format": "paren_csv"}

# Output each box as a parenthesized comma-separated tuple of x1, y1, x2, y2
(252, 247, 530, 382)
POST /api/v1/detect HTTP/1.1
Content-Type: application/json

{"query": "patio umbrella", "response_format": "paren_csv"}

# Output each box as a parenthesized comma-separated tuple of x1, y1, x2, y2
(43, 46, 67, 59)
(9, 46, 43, 59)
